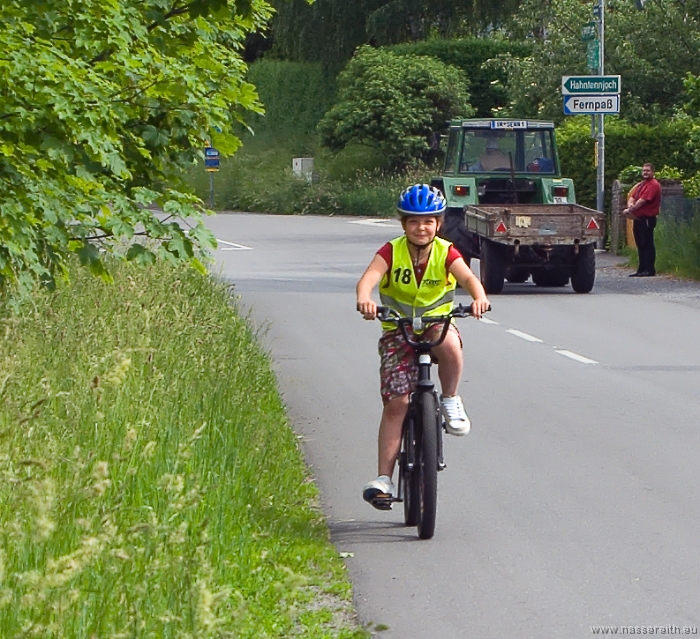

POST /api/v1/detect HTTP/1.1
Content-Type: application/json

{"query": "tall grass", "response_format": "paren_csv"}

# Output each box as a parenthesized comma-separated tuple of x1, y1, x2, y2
(0, 262, 364, 638)
(189, 133, 433, 216)
(656, 212, 700, 279)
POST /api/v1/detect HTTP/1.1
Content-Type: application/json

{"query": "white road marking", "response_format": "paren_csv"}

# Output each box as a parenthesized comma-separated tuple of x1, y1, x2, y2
(555, 350, 598, 364)
(506, 329, 543, 343)
(478, 317, 499, 325)
(348, 219, 399, 227)
(217, 238, 253, 251)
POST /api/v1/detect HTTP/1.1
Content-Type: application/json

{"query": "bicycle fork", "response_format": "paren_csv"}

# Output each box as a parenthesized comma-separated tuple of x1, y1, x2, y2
(415, 354, 446, 471)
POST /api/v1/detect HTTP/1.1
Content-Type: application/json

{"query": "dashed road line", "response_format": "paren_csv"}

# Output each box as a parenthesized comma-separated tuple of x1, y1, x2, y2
(217, 238, 253, 251)
(480, 319, 599, 364)
(348, 219, 399, 227)
(478, 317, 499, 325)
(555, 350, 598, 365)
(506, 329, 544, 343)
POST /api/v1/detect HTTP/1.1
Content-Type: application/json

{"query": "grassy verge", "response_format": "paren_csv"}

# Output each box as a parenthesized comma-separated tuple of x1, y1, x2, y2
(656, 214, 700, 279)
(188, 132, 432, 216)
(0, 262, 365, 638)
(619, 214, 700, 280)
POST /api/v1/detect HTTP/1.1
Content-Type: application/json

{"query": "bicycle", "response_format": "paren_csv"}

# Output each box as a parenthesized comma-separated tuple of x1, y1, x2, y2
(372, 302, 487, 540)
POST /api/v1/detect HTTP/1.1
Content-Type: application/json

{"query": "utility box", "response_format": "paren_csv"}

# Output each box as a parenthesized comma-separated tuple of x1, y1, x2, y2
(292, 157, 314, 183)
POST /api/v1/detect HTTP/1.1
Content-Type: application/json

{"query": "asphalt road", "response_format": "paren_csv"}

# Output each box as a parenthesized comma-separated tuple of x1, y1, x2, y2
(207, 213, 700, 639)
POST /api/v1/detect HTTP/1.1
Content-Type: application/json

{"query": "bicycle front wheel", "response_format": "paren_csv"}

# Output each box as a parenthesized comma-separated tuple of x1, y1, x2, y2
(417, 392, 439, 539)
(402, 412, 419, 527)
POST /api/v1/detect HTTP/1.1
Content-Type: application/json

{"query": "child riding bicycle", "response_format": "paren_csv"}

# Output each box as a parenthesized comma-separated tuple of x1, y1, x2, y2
(356, 183, 490, 509)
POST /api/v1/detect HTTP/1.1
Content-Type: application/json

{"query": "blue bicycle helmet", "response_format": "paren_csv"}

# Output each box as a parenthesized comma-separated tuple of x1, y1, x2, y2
(397, 184, 447, 216)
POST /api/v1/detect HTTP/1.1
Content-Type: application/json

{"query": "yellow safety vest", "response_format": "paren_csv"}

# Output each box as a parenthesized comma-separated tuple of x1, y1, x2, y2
(379, 236, 457, 332)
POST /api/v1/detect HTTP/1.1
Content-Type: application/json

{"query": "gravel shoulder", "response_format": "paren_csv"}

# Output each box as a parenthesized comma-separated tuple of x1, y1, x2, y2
(595, 251, 700, 307)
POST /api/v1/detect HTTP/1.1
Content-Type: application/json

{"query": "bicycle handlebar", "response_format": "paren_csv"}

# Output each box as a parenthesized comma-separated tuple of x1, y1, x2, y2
(376, 303, 491, 350)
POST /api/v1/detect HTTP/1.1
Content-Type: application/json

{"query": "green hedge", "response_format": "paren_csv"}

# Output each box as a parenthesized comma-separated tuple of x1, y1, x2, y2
(557, 117, 699, 209)
(387, 37, 531, 118)
(246, 60, 337, 135)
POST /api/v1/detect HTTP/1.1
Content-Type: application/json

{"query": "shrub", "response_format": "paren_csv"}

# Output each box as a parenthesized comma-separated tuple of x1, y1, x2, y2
(318, 46, 473, 169)
(683, 173, 700, 198)
(388, 37, 531, 117)
(619, 165, 686, 184)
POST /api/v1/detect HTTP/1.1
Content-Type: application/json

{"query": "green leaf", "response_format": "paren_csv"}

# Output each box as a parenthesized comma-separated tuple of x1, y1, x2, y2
(76, 242, 100, 267)
(126, 243, 157, 265)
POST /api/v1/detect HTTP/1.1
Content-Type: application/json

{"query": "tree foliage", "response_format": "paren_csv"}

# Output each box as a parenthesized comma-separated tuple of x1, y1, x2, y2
(494, 0, 700, 123)
(318, 46, 473, 168)
(388, 37, 531, 117)
(269, 0, 520, 65)
(0, 0, 273, 290)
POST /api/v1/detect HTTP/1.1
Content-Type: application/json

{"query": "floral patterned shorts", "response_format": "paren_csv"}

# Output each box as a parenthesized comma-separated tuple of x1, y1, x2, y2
(378, 325, 461, 404)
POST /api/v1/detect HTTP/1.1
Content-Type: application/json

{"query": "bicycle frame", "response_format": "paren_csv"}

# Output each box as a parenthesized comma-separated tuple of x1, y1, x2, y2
(376, 304, 476, 505)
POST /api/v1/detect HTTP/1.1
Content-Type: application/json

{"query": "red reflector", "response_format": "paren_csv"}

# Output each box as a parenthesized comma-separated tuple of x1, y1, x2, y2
(495, 221, 508, 233)
(553, 186, 569, 197)
(587, 217, 600, 230)
(453, 185, 470, 196)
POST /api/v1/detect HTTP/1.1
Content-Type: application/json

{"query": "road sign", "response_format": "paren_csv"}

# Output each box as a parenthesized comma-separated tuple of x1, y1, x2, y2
(204, 146, 220, 172)
(586, 42, 600, 71)
(562, 75, 621, 95)
(563, 95, 620, 115)
(581, 22, 597, 41)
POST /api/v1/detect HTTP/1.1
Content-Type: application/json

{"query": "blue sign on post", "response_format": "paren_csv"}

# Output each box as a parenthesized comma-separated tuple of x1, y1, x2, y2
(204, 147, 220, 172)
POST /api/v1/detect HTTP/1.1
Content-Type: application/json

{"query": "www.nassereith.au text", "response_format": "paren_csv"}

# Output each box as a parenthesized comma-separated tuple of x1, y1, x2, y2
(591, 626, 697, 635)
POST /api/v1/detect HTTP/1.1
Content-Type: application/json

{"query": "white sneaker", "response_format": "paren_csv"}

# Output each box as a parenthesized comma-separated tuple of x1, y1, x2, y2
(363, 475, 395, 510)
(441, 395, 471, 436)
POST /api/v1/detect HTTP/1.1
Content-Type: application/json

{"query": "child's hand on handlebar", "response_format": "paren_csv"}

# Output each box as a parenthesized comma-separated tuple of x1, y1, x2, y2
(470, 298, 490, 319)
(356, 299, 378, 320)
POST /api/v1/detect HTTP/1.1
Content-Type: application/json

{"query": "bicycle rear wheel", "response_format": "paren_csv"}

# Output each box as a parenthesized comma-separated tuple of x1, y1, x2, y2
(402, 412, 419, 526)
(417, 392, 439, 539)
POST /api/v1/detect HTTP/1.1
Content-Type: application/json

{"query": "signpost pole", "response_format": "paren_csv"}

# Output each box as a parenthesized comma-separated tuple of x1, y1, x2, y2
(596, 0, 605, 216)
(203, 143, 220, 209)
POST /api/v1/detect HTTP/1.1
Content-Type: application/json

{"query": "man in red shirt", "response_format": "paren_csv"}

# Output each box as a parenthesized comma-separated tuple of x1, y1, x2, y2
(623, 163, 662, 277)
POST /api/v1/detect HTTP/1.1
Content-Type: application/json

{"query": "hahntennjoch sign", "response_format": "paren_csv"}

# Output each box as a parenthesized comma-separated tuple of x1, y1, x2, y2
(561, 75, 621, 95)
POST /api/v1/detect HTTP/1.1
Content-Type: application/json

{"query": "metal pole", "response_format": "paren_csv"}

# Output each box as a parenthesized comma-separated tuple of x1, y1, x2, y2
(209, 171, 214, 210)
(596, 0, 605, 215)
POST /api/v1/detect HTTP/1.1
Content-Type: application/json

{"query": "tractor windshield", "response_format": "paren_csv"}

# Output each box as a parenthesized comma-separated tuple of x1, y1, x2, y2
(458, 128, 556, 174)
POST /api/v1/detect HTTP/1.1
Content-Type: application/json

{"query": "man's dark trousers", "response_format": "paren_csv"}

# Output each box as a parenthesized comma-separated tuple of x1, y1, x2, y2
(632, 216, 657, 274)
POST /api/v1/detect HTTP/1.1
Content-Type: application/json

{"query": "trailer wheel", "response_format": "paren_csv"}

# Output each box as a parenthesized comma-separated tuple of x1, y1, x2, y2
(479, 239, 505, 294)
(571, 244, 596, 293)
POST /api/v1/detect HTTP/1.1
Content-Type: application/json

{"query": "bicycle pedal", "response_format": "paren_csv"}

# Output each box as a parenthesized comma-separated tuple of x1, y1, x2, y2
(370, 496, 393, 511)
